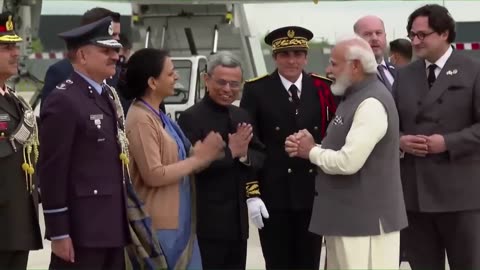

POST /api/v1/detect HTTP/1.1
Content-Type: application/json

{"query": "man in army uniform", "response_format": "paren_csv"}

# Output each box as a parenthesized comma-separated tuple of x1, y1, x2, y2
(0, 12, 43, 269)
(38, 17, 130, 269)
(240, 26, 337, 269)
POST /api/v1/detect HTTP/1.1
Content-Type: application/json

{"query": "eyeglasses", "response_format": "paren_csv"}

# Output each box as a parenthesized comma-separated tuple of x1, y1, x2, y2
(208, 75, 242, 90)
(408, 31, 435, 41)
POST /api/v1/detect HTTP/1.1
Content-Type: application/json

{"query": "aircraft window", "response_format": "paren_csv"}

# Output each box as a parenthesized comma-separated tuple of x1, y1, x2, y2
(164, 60, 192, 104)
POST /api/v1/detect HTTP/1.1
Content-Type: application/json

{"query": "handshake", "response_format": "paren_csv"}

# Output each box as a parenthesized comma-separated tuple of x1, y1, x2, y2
(284, 129, 316, 159)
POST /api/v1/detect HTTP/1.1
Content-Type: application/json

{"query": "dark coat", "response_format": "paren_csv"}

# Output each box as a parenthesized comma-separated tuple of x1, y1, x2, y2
(394, 51, 480, 212)
(38, 72, 129, 247)
(240, 71, 336, 210)
(178, 94, 265, 241)
(0, 92, 42, 250)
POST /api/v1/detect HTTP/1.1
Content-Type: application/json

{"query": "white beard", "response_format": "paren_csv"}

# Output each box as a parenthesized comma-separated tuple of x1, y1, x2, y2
(330, 73, 352, 96)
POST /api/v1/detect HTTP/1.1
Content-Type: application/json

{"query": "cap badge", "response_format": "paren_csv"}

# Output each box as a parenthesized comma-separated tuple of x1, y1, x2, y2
(287, 29, 295, 38)
(108, 22, 114, 36)
(6, 16, 13, 31)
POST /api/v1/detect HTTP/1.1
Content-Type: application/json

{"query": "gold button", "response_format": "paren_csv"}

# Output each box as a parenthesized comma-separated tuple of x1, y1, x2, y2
(0, 132, 4, 136)
(275, 126, 280, 131)
(314, 126, 318, 130)
(287, 168, 292, 173)
(309, 169, 314, 173)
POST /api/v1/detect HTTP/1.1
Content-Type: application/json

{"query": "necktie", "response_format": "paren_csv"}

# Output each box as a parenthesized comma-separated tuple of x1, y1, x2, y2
(427, 64, 437, 88)
(377, 65, 392, 92)
(288, 84, 300, 107)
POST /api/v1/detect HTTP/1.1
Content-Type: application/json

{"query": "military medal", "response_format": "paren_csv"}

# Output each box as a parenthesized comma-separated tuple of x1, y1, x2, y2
(90, 114, 103, 129)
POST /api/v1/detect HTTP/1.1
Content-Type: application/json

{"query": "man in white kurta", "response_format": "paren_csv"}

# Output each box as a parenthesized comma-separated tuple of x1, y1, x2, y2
(285, 37, 407, 270)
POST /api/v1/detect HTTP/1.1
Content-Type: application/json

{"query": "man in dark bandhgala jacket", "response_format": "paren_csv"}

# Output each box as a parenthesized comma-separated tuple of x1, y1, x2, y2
(178, 51, 265, 270)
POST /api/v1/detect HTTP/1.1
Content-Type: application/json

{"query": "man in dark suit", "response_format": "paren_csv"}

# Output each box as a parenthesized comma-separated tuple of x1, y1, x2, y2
(0, 12, 42, 270)
(389, 38, 412, 68)
(394, 4, 480, 270)
(38, 17, 130, 269)
(240, 26, 337, 270)
(354, 15, 396, 92)
(178, 51, 265, 270)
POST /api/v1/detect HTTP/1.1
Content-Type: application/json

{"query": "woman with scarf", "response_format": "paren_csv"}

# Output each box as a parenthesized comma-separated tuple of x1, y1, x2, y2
(121, 48, 225, 270)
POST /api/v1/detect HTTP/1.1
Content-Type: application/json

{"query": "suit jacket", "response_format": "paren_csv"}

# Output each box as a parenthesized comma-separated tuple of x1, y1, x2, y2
(385, 59, 397, 79)
(38, 72, 129, 247)
(240, 71, 335, 210)
(394, 51, 480, 212)
(178, 94, 265, 240)
(0, 92, 42, 250)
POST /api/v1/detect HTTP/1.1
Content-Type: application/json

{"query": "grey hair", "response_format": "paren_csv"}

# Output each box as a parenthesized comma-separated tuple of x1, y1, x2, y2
(337, 35, 377, 74)
(206, 51, 243, 77)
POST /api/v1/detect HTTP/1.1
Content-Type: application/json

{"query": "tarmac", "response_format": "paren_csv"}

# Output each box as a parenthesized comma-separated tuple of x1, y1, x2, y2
(27, 205, 328, 269)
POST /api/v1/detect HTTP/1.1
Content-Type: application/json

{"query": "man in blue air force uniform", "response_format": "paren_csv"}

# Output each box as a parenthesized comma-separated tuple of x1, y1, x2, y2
(38, 17, 130, 270)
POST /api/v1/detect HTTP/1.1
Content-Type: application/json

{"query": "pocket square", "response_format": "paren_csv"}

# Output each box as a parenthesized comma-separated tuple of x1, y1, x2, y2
(332, 115, 344, 125)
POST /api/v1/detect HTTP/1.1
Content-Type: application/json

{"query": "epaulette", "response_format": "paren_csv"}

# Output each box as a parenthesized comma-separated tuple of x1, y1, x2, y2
(245, 74, 268, 83)
(310, 73, 333, 83)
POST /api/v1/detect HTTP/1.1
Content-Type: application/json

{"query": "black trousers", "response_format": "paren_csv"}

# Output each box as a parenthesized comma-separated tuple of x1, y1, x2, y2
(402, 210, 480, 270)
(0, 251, 29, 270)
(49, 246, 125, 270)
(198, 238, 247, 270)
(259, 209, 322, 270)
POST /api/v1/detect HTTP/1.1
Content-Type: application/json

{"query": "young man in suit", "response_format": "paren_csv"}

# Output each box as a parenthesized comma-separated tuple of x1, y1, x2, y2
(0, 12, 43, 270)
(394, 4, 480, 270)
(354, 15, 396, 92)
(38, 17, 130, 269)
(178, 51, 265, 270)
(240, 26, 337, 270)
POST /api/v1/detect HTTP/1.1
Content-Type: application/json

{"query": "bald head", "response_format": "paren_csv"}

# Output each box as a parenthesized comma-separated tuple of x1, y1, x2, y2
(354, 15, 387, 63)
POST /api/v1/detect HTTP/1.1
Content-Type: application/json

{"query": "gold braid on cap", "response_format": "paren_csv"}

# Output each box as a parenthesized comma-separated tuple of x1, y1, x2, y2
(271, 37, 309, 52)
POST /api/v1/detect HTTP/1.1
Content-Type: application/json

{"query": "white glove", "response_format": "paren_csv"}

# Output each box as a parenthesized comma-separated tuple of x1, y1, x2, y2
(247, 197, 269, 229)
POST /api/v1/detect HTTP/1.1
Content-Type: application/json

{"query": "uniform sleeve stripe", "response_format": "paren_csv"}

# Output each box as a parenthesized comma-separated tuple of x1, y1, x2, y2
(44, 207, 68, 214)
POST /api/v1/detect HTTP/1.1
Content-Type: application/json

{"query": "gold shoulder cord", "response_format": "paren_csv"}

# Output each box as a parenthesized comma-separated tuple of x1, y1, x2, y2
(10, 91, 39, 193)
(107, 86, 131, 180)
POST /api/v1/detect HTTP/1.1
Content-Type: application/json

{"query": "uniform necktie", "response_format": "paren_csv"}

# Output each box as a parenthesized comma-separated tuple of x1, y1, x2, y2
(288, 84, 300, 107)
(427, 64, 437, 88)
(377, 65, 392, 92)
